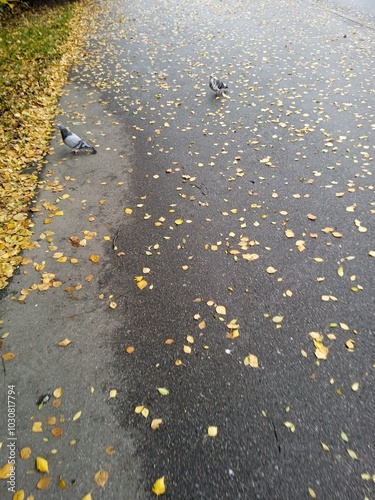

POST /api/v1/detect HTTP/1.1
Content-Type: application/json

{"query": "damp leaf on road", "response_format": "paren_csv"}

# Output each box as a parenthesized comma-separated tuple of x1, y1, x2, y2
(152, 475, 166, 496)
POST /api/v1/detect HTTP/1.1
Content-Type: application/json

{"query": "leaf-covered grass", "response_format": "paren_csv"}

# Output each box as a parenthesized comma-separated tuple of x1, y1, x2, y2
(0, 1, 97, 289)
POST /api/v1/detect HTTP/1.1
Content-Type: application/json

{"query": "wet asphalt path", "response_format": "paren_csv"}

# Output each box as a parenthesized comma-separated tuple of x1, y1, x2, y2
(0, 0, 374, 498)
(90, 0, 375, 497)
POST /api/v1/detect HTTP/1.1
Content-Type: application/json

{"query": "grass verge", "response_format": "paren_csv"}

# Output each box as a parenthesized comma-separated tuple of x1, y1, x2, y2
(0, 0, 98, 290)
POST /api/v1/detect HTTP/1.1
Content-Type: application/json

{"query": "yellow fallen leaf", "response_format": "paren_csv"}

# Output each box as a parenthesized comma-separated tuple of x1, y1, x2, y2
(242, 253, 259, 261)
(126, 346, 135, 354)
(12, 490, 25, 500)
(272, 315, 284, 324)
(0, 462, 12, 479)
(36, 457, 49, 473)
(152, 476, 166, 496)
(321, 443, 330, 451)
(109, 301, 118, 309)
(72, 411, 82, 422)
(285, 229, 294, 238)
(351, 382, 359, 392)
(36, 476, 51, 489)
(314, 341, 329, 360)
(81, 494, 93, 500)
(244, 354, 259, 368)
(157, 388, 169, 396)
(2, 352, 15, 362)
(216, 305, 226, 315)
(174, 218, 184, 225)
(109, 390, 117, 399)
(151, 418, 163, 430)
(208, 426, 218, 437)
(124, 208, 133, 215)
(347, 449, 358, 460)
(136, 279, 148, 290)
(95, 469, 109, 487)
(106, 445, 116, 456)
(266, 266, 277, 274)
(58, 338, 71, 347)
(32, 422, 43, 433)
(89, 254, 100, 263)
(58, 476, 67, 489)
(141, 407, 149, 418)
(183, 345, 192, 354)
(284, 421, 296, 432)
(53, 387, 62, 398)
(308, 487, 317, 498)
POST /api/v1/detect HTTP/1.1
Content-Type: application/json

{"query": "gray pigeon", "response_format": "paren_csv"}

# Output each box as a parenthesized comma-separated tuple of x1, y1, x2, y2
(58, 125, 97, 154)
(209, 75, 228, 96)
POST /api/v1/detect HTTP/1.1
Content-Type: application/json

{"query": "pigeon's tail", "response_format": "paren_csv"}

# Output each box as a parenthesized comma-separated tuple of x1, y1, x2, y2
(78, 140, 97, 154)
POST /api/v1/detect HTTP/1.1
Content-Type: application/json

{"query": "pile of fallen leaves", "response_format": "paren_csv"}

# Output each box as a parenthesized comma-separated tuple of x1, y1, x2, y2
(0, 0, 99, 290)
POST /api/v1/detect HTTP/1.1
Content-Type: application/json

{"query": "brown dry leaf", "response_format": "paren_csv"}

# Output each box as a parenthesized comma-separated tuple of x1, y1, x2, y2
(69, 236, 80, 247)
(20, 447, 32, 460)
(51, 427, 63, 437)
(95, 469, 109, 488)
(36, 476, 51, 490)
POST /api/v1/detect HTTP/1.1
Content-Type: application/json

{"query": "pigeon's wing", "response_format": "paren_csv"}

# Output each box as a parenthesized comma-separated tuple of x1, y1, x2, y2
(209, 76, 219, 91)
(64, 132, 82, 149)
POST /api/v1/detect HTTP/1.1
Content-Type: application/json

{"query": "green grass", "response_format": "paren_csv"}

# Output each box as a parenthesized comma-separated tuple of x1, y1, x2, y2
(0, 3, 75, 115)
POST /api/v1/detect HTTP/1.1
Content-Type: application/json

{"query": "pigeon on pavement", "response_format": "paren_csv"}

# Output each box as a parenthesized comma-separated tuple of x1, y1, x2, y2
(58, 125, 97, 154)
(209, 75, 228, 96)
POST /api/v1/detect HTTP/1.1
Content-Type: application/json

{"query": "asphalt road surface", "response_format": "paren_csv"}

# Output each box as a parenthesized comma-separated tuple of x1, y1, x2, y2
(1, 0, 374, 498)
